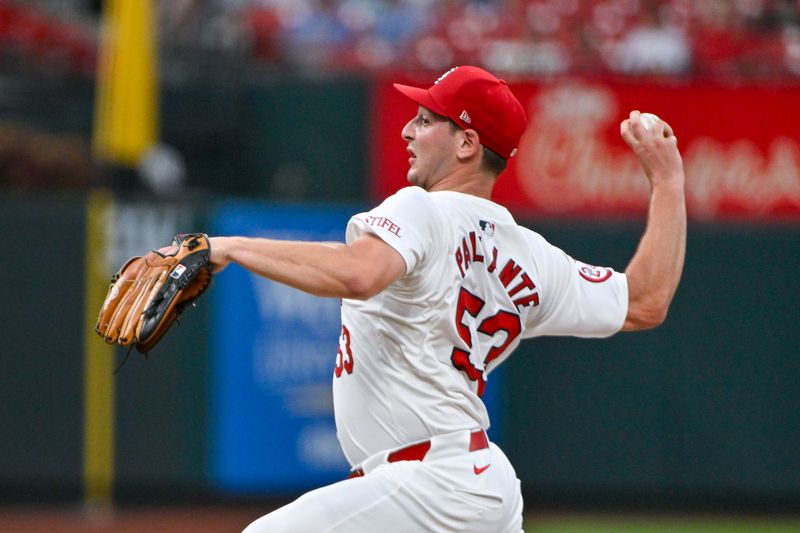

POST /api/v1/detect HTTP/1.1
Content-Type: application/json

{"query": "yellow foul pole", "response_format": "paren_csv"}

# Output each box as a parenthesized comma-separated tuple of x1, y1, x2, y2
(83, 191, 115, 505)
(93, 0, 158, 165)
(87, 0, 159, 504)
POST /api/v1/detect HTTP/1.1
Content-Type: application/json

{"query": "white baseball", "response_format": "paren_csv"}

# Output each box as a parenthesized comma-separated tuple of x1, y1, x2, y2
(639, 112, 661, 131)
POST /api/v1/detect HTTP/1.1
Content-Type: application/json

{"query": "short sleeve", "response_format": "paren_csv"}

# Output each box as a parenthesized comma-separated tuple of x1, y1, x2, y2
(346, 186, 436, 274)
(523, 234, 628, 338)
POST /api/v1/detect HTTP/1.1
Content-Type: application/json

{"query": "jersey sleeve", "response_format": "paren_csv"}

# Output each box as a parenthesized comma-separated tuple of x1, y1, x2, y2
(346, 186, 436, 274)
(523, 233, 628, 339)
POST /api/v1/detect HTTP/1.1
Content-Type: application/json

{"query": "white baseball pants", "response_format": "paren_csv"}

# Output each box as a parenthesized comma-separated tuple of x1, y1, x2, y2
(242, 431, 523, 533)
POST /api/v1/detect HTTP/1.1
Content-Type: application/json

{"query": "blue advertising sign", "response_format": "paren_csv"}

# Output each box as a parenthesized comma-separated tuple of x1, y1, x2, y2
(211, 203, 355, 492)
(210, 201, 505, 494)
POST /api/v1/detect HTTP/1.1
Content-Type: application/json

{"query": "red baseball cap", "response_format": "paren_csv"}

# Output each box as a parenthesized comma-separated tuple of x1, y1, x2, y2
(393, 66, 527, 159)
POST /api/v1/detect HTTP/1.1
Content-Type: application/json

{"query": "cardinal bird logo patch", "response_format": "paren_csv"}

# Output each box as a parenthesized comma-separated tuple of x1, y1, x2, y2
(577, 262, 612, 283)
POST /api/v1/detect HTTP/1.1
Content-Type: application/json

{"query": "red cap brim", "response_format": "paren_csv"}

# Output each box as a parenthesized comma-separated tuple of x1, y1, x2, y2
(393, 83, 447, 117)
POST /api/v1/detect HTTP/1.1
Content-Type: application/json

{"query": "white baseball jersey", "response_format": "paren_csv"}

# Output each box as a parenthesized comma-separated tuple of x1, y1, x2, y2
(333, 186, 628, 467)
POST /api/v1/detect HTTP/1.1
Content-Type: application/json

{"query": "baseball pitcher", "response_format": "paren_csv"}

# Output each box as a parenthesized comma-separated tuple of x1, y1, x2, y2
(209, 66, 686, 532)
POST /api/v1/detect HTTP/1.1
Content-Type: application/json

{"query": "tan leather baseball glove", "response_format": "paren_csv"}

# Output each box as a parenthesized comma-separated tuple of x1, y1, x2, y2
(95, 233, 213, 353)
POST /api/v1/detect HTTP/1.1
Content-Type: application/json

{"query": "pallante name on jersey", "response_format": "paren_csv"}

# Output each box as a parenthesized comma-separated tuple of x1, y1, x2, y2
(453, 230, 540, 311)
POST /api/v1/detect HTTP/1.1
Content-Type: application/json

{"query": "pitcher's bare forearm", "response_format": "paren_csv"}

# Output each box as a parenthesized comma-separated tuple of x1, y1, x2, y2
(620, 111, 687, 331)
(209, 234, 406, 300)
(623, 181, 686, 330)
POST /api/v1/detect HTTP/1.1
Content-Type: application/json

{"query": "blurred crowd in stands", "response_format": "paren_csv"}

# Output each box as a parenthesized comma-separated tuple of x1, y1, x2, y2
(2, 0, 800, 80)
(230, 0, 800, 78)
(1, 0, 799, 192)
(0, 0, 96, 77)
(0, 122, 98, 189)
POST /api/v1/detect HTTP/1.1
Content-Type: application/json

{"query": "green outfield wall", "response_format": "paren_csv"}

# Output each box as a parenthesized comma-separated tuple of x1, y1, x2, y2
(0, 194, 212, 502)
(158, 76, 369, 200)
(0, 75, 797, 509)
(0, 193, 86, 501)
(0, 194, 797, 509)
(503, 220, 800, 509)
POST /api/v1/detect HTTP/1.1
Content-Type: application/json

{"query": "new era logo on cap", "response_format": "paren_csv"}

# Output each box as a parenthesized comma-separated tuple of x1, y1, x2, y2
(393, 66, 527, 159)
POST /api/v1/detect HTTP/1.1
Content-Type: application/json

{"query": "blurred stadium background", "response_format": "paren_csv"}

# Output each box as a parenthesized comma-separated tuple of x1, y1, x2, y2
(1, 0, 799, 531)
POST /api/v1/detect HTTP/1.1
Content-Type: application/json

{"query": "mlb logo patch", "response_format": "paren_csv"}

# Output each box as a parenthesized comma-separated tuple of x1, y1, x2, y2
(170, 264, 187, 279)
(479, 220, 495, 235)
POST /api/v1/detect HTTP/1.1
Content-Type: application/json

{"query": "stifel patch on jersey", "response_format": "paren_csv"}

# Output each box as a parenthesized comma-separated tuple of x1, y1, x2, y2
(364, 215, 402, 237)
(577, 262, 612, 283)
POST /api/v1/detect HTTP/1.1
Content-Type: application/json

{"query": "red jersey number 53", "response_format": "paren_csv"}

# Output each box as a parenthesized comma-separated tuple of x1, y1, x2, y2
(450, 287, 521, 396)
(335, 324, 354, 377)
